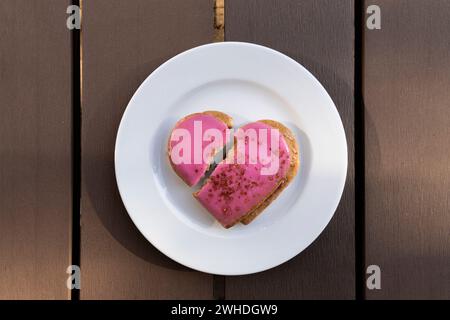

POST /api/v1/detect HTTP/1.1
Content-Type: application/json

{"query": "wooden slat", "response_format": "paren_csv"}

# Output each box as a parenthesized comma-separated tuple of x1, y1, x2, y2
(81, 0, 214, 299)
(364, 0, 450, 299)
(225, 0, 355, 299)
(0, 0, 72, 299)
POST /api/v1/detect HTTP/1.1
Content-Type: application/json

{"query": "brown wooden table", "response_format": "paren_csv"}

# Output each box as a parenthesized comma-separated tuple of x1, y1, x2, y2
(0, 0, 449, 300)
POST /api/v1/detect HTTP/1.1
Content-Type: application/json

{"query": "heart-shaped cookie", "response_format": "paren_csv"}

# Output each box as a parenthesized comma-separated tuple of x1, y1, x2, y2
(168, 112, 299, 228)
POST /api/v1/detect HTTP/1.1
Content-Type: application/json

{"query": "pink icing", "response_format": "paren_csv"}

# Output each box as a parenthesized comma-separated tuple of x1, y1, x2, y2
(168, 113, 229, 186)
(195, 122, 291, 227)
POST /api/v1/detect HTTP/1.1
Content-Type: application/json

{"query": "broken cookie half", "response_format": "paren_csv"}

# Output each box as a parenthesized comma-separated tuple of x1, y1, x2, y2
(168, 111, 233, 186)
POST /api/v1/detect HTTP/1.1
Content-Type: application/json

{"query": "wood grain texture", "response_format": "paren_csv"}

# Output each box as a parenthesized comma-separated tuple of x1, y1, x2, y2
(81, 0, 214, 299)
(0, 0, 72, 299)
(364, 0, 450, 299)
(225, 0, 355, 299)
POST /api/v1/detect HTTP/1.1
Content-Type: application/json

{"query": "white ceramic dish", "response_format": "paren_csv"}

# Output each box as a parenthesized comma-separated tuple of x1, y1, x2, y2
(115, 42, 347, 275)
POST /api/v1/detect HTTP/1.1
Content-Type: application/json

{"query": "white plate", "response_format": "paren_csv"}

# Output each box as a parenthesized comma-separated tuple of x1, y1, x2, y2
(115, 42, 347, 275)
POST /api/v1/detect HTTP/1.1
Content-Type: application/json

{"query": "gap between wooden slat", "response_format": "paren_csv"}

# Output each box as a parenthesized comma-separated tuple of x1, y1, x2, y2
(214, 0, 224, 42)
(71, 0, 82, 301)
(354, 0, 366, 300)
